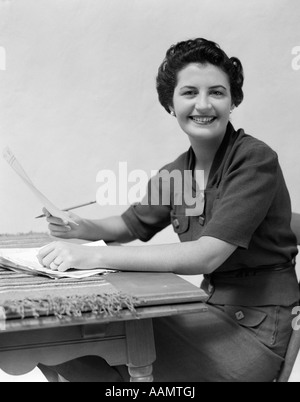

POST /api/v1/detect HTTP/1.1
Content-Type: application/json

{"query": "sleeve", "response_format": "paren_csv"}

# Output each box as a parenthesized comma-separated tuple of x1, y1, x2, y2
(121, 170, 172, 242)
(201, 145, 279, 249)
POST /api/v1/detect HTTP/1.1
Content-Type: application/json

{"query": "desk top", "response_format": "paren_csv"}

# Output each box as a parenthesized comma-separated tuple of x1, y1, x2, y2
(108, 272, 207, 306)
(0, 235, 208, 333)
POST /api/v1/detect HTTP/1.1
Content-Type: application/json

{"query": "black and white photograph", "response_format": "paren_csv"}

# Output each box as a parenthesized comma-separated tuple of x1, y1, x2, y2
(0, 0, 299, 383)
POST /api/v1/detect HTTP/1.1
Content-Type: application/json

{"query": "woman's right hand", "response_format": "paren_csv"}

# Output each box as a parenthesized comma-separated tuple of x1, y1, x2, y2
(43, 208, 88, 239)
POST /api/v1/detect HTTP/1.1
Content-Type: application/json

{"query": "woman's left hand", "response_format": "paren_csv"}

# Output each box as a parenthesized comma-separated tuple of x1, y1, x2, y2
(37, 241, 102, 272)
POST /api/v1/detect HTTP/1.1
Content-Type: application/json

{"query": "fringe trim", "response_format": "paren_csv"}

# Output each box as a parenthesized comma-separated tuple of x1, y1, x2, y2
(2, 292, 141, 320)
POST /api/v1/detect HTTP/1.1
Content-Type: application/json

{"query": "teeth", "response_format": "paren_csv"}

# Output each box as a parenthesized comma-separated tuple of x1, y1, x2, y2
(191, 117, 215, 123)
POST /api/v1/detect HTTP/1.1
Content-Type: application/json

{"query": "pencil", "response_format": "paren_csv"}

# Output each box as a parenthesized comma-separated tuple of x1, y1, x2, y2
(35, 200, 97, 219)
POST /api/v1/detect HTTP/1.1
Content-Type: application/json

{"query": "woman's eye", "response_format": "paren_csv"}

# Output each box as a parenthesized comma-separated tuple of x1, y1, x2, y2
(183, 91, 196, 96)
(211, 91, 224, 96)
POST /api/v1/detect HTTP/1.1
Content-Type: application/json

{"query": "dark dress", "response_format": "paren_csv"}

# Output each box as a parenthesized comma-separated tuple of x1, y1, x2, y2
(40, 123, 299, 382)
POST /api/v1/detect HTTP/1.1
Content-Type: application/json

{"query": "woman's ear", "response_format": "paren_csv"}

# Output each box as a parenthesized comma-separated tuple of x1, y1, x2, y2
(169, 107, 176, 117)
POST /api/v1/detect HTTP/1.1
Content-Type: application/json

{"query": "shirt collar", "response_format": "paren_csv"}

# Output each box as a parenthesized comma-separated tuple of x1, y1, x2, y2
(186, 122, 237, 190)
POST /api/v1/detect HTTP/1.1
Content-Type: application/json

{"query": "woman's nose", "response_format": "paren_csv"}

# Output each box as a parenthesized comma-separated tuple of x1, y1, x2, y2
(195, 95, 212, 112)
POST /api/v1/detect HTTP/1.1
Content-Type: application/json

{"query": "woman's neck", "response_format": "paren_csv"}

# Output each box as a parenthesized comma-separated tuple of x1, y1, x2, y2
(190, 136, 223, 170)
(189, 136, 224, 188)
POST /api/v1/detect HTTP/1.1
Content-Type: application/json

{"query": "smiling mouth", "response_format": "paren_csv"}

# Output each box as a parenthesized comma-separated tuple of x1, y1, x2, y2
(190, 116, 217, 125)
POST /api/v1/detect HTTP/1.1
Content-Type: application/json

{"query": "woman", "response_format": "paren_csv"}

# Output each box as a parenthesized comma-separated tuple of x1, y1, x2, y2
(38, 38, 299, 382)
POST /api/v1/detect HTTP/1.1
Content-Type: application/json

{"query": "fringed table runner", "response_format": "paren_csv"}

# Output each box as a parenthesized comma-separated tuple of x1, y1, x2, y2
(0, 269, 139, 321)
(0, 235, 139, 322)
(0, 269, 138, 319)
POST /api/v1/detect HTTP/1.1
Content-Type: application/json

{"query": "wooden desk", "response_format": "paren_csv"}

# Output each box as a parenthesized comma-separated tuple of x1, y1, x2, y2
(0, 237, 208, 382)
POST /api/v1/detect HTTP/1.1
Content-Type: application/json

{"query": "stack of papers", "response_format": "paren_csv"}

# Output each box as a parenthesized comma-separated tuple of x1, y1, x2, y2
(0, 240, 115, 279)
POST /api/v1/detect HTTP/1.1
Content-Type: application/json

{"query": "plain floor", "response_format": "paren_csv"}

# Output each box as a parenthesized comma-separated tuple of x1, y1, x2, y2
(0, 351, 299, 382)
(0, 357, 299, 382)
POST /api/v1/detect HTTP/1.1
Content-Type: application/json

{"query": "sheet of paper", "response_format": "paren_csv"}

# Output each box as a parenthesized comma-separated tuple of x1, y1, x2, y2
(3, 147, 77, 225)
(0, 240, 114, 279)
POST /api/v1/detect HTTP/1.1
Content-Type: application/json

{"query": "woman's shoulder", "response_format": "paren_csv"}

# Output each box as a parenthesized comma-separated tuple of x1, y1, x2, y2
(158, 148, 192, 173)
(233, 128, 278, 163)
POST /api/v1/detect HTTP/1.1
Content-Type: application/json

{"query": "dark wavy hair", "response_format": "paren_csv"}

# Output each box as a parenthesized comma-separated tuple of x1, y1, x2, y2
(156, 38, 244, 114)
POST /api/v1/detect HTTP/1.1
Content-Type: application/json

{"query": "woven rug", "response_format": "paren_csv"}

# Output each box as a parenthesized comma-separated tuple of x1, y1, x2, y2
(0, 235, 139, 321)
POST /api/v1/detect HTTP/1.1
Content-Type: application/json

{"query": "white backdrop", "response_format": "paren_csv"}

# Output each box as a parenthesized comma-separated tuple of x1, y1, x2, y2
(0, 0, 300, 382)
(0, 0, 299, 244)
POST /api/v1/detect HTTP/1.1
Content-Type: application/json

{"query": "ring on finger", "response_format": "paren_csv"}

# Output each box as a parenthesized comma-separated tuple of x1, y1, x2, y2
(50, 262, 59, 270)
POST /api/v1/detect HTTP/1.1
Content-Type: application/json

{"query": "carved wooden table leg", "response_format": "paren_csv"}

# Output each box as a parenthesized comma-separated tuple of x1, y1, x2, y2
(128, 365, 153, 382)
(125, 319, 156, 382)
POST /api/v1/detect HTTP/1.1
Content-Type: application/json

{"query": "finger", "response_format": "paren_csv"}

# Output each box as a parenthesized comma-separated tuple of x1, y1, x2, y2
(65, 211, 80, 227)
(54, 256, 63, 265)
(57, 260, 72, 272)
(42, 208, 51, 218)
(41, 250, 59, 268)
(67, 211, 80, 221)
(47, 216, 68, 225)
(49, 261, 59, 271)
(49, 256, 64, 271)
(38, 242, 57, 260)
(49, 223, 71, 233)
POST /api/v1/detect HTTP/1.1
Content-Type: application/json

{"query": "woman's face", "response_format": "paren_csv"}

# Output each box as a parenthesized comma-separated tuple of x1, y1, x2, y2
(171, 63, 233, 143)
